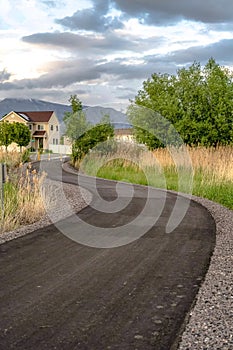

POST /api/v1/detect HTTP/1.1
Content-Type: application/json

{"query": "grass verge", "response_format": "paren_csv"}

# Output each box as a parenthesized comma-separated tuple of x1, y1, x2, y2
(0, 150, 46, 234)
(80, 144, 233, 210)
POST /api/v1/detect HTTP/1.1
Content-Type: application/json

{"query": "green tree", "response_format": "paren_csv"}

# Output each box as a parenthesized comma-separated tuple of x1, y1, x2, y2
(63, 95, 90, 142)
(202, 58, 233, 146)
(13, 122, 31, 152)
(72, 115, 114, 165)
(128, 58, 233, 148)
(69, 94, 83, 114)
(0, 121, 13, 151)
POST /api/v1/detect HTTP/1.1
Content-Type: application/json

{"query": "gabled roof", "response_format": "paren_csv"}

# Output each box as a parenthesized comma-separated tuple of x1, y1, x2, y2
(16, 111, 54, 123)
(0, 111, 28, 123)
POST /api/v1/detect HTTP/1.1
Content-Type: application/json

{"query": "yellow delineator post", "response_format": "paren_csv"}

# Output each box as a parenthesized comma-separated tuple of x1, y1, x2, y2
(48, 152, 51, 161)
(37, 151, 41, 161)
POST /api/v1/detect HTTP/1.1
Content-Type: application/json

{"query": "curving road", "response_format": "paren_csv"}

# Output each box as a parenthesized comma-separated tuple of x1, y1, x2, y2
(0, 160, 216, 349)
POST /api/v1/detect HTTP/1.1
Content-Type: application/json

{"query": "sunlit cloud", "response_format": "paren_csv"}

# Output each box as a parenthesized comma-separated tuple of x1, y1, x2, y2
(0, 0, 233, 108)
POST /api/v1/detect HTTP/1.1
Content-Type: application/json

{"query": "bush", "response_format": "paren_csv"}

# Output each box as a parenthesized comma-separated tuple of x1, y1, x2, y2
(21, 149, 30, 163)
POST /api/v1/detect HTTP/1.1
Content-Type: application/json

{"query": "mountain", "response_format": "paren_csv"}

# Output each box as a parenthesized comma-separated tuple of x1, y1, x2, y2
(0, 98, 129, 129)
(0, 98, 72, 121)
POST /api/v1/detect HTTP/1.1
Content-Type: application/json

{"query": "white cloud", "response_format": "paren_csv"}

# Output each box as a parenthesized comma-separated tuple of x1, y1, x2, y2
(0, 0, 233, 108)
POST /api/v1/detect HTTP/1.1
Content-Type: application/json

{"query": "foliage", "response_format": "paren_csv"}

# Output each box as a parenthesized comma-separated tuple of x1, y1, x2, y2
(68, 94, 83, 114)
(13, 122, 31, 151)
(0, 121, 30, 152)
(0, 121, 14, 151)
(21, 149, 30, 163)
(128, 58, 233, 148)
(81, 144, 233, 210)
(63, 95, 91, 142)
(72, 115, 114, 165)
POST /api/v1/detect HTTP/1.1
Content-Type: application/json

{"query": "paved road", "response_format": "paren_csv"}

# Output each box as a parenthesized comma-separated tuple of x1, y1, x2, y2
(0, 160, 216, 349)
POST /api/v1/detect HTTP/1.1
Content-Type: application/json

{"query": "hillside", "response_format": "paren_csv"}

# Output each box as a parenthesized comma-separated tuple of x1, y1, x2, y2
(0, 98, 128, 128)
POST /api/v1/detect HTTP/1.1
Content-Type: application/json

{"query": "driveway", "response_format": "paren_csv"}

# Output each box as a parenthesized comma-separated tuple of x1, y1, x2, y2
(0, 160, 216, 349)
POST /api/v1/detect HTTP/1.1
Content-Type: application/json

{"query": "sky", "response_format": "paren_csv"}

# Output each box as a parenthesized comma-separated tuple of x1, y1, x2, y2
(0, 0, 233, 110)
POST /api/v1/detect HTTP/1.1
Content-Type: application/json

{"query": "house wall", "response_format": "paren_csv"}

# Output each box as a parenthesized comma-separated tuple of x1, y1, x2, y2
(0, 112, 29, 151)
(2, 111, 27, 125)
(1, 111, 61, 151)
(47, 112, 60, 148)
(114, 128, 134, 143)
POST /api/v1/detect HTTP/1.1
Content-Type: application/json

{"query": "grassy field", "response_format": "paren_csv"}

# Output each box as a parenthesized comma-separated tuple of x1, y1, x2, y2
(80, 143, 233, 210)
(0, 151, 46, 233)
(1, 144, 232, 234)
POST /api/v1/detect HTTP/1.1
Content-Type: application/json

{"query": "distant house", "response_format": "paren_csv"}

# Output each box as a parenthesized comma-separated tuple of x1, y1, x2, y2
(0, 111, 60, 151)
(114, 128, 134, 143)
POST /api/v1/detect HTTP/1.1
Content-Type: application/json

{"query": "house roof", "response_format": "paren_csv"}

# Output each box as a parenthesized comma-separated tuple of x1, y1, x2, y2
(114, 128, 133, 135)
(33, 131, 46, 137)
(16, 111, 54, 123)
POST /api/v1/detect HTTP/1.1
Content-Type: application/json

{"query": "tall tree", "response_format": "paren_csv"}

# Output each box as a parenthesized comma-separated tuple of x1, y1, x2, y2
(0, 121, 13, 151)
(69, 94, 83, 113)
(13, 122, 31, 152)
(72, 114, 114, 165)
(128, 58, 233, 148)
(63, 95, 90, 142)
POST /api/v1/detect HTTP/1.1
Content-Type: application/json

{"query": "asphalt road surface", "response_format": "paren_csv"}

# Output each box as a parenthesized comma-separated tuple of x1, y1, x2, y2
(0, 160, 216, 350)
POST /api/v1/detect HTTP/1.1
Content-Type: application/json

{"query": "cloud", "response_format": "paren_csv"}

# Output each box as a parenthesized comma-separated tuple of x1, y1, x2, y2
(166, 39, 233, 65)
(22, 31, 163, 54)
(2, 36, 231, 97)
(113, 0, 233, 25)
(0, 53, 178, 94)
(56, 0, 124, 32)
(0, 69, 11, 82)
(41, 0, 57, 8)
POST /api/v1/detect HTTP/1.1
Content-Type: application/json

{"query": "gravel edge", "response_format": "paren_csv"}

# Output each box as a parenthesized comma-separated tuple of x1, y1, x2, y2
(177, 195, 233, 350)
(0, 164, 232, 349)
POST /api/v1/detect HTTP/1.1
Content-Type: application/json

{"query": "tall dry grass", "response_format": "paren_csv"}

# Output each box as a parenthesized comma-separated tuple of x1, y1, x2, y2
(0, 150, 24, 169)
(83, 144, 233, 182)
(0, 151, 47, 234)
(151, 146, 233, 182)
(81, 143, 233, 208)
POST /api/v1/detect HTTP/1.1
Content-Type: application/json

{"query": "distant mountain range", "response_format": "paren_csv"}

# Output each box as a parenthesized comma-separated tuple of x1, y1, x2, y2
(0, 98, 130, 131)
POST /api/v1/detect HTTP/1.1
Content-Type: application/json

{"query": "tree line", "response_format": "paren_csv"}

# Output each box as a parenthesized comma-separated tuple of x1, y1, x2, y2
(128, 58, 233, 148)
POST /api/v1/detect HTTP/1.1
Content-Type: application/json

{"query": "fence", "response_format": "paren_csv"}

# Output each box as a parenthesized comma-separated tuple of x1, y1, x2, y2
(48, 144, 72, 155)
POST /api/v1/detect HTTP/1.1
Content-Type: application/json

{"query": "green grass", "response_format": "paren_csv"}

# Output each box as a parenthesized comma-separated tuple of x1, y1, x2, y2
(81, 156, 233, 210)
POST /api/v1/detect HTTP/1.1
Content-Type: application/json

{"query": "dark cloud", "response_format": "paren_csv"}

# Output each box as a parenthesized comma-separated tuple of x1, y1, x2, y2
(56, 0, 124, 32)
(0, 69, 11, 82)
(113, 0, 233, 25)
(22, 31, 143, 53)
(0, 82, 21, 90)
(0, 56, 154, 93)
(2, 38, 233, 95)
(0, 53, 180, 95)
(0, 59, 98, 91)
(166, 39, 233, 65)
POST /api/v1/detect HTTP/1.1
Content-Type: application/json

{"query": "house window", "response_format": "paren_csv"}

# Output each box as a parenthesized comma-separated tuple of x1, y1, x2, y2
(28, 124, 32, 130)
(38, 125, 44, 130)
(56, 125, 59, 131)
(53, 138, 55, 145)
(56, 139, 58, 145)
(50, 125, 53, 131)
